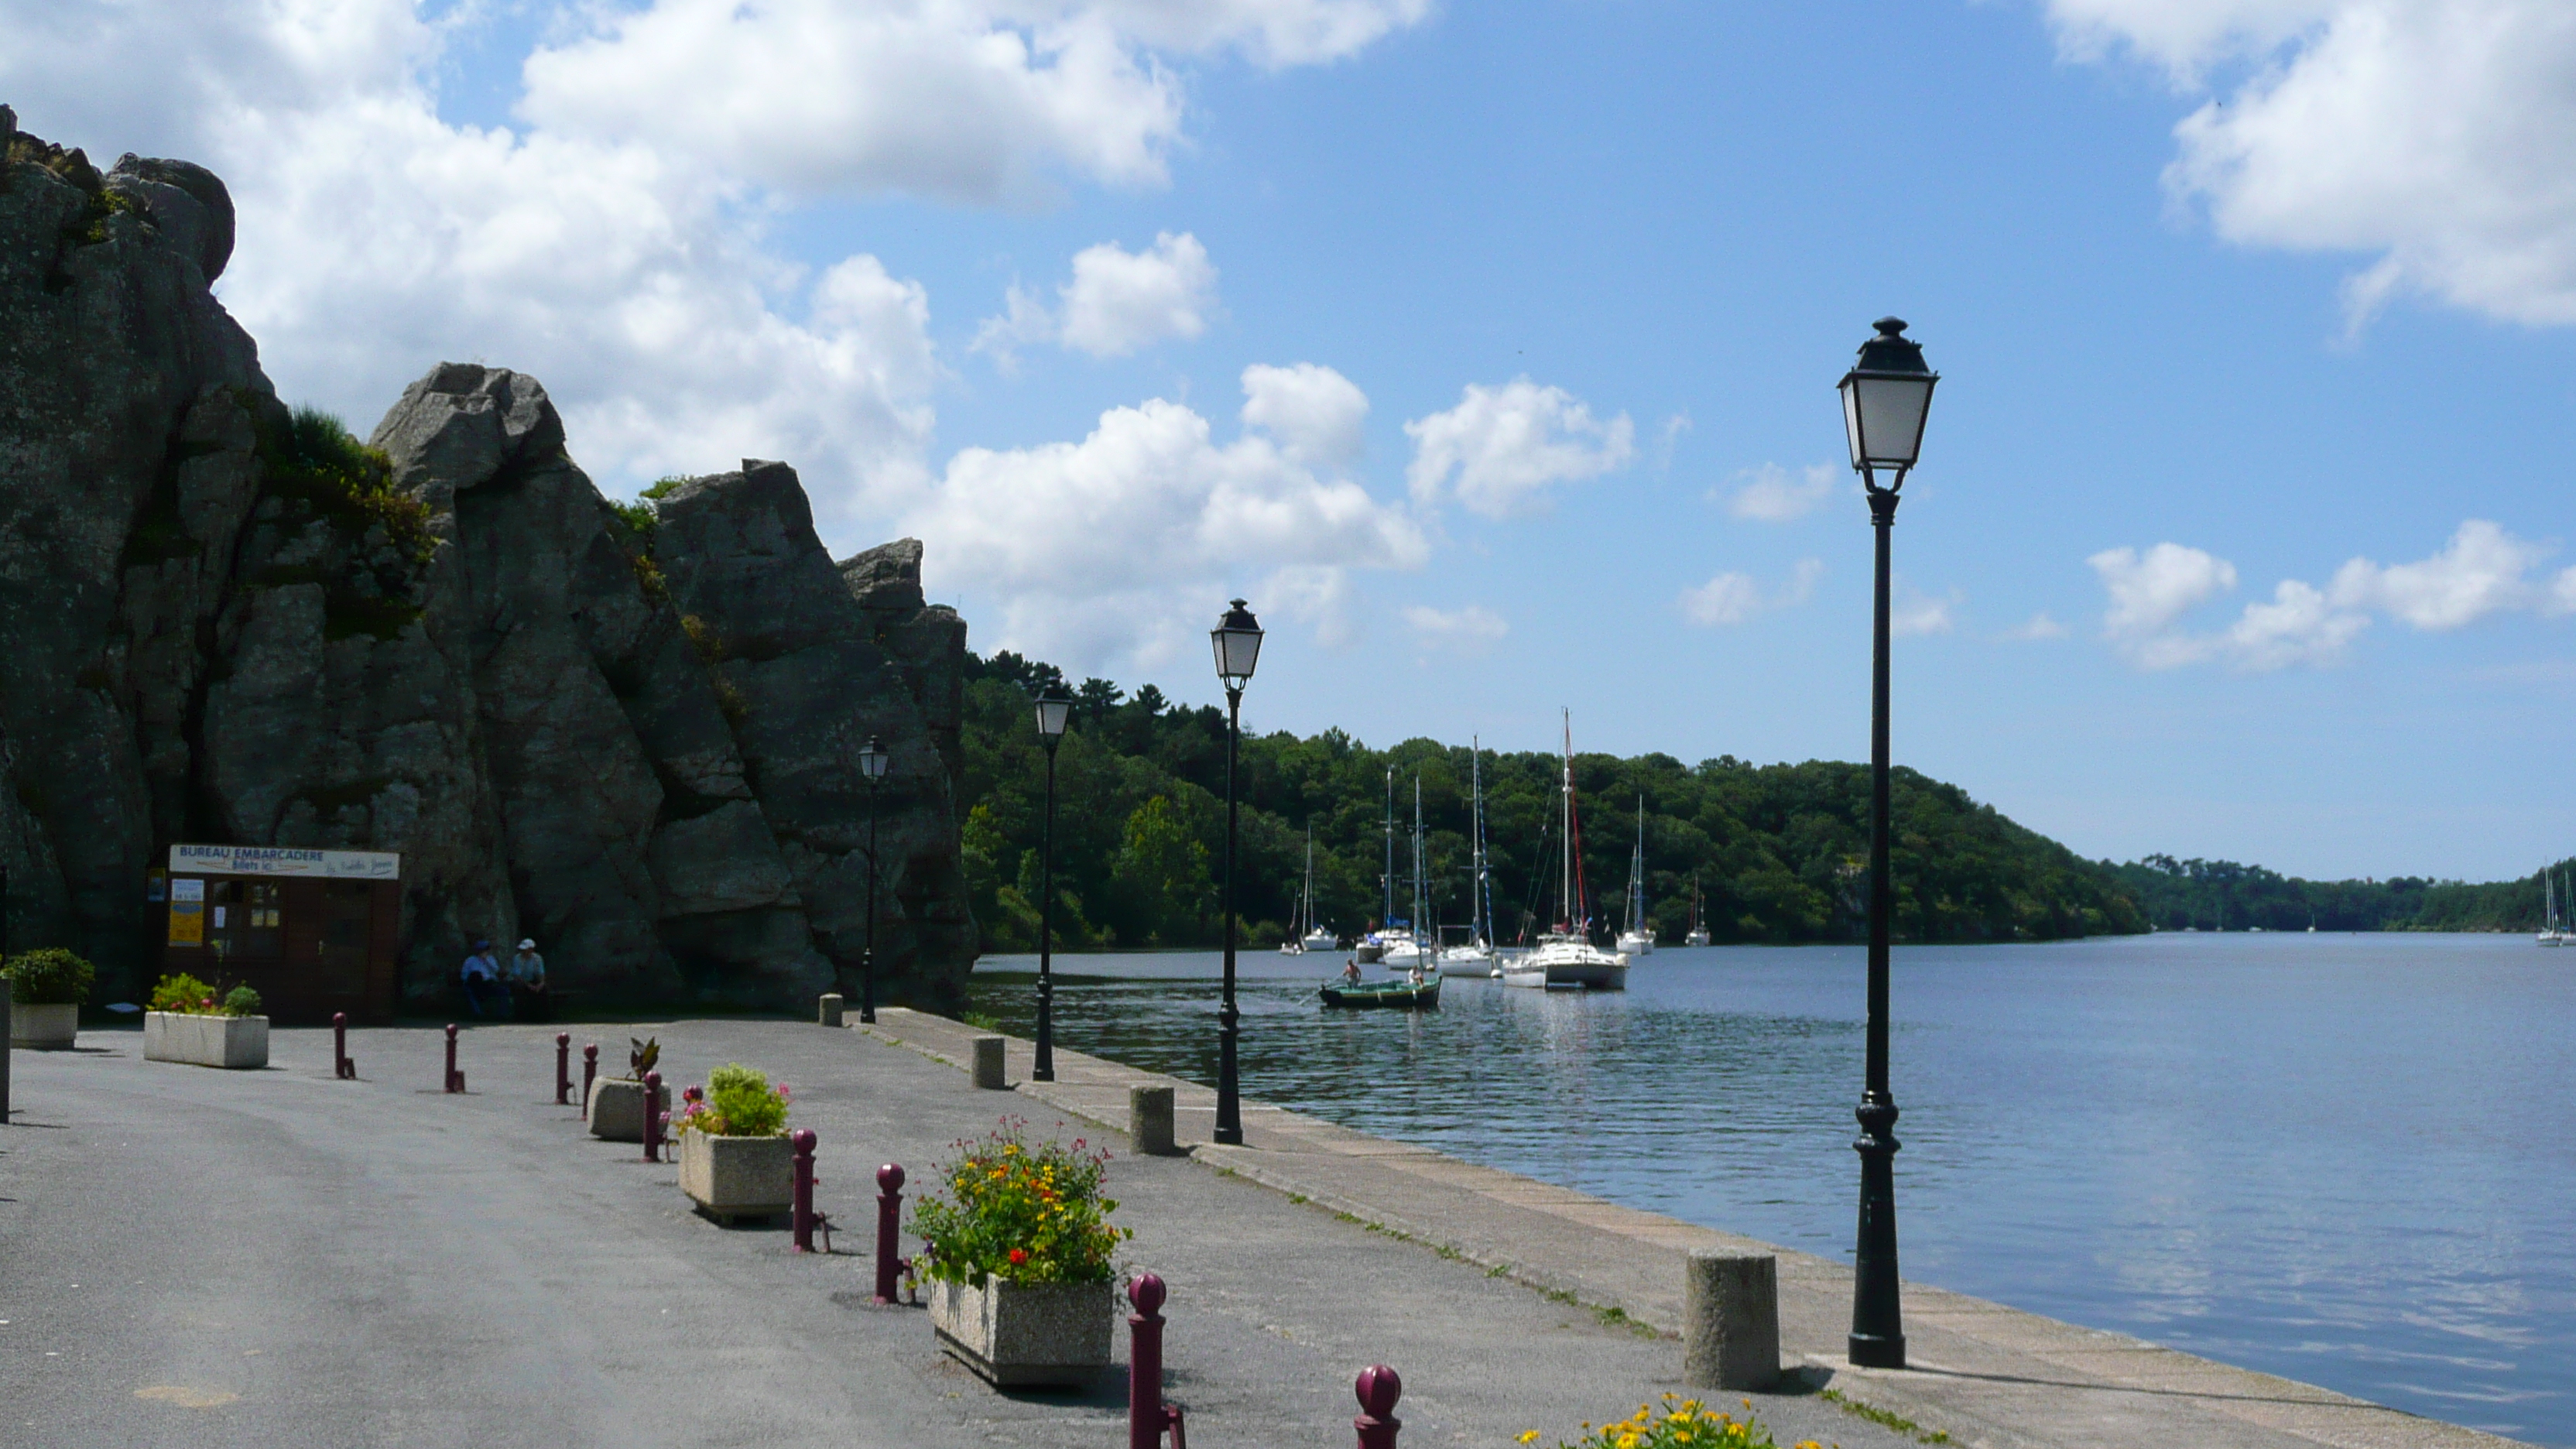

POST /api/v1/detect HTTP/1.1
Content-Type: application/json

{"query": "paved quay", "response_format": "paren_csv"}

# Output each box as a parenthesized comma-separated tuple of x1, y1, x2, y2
(864, 1009, 2531, 1449)
(1, 1018, 1907, 1449)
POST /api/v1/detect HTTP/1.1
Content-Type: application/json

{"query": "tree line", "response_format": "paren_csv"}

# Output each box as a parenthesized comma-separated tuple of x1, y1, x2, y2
(2104, 855, 2576, 933)
(957, 651, 2146, 952)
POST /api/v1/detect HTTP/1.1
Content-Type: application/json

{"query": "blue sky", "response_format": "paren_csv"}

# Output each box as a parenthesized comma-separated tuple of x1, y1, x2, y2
(9, 1, 2574, 880)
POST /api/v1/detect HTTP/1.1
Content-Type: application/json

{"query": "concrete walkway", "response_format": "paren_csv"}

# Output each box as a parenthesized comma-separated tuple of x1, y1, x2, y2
(2, 1019, 1906, 1449)
(863, 1009, 2529, 1449)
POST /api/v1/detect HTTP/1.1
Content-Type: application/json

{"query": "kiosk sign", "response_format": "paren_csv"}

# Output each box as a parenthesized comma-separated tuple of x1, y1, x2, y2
(169, 844, 402, 880)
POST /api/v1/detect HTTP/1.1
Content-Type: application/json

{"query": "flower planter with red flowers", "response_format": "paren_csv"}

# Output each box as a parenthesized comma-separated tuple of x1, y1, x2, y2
(910, 1118, 1132, 1389)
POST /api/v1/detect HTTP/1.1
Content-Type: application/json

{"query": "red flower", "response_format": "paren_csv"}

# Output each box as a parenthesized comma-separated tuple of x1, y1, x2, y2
(1007, 1248, 1029, 1266)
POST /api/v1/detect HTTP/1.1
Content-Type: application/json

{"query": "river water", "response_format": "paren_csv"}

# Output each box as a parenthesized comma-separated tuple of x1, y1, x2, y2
(968, 933, 2575, 1446)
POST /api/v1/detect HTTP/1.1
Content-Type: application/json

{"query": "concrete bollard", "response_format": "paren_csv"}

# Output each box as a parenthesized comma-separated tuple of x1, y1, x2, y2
(333, 1011, 356, 1080)
(1128, 1274, 1185, 1449)
(581, 1043, 598, 1116)
(971, 1036, 1005, 1089)
(1683, 1249, 1780, 1390)
(790, 1129, 819, 1253)
(1354, 1365, 1403, 1449)
(642, 1070, 665, 1162)
(444, 1023, 464, 1093)
(874, 1163, 906, 1303)
(554, 1033, 572, 1104)
(1130, 1084, 1178, 1156)
(817, 992, 844, 1028)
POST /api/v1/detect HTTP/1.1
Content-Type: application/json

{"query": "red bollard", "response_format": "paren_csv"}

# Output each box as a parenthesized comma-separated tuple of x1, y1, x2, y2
(874, 1163, 906, 1303)
(1129, 1274, 1186, 1449)
(642, 1070, 665, 1162)
(554, 1033, 571, 1105)
(1354, 1365, 1402, 1449)
(333, 1012, 355, 1080)
(444, 1023, 464, 1093)
(581, 1043, 598, 1114)
(790, 1129, 819, 1253)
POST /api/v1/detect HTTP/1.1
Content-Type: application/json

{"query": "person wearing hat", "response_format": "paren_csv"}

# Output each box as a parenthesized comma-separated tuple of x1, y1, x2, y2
(460, 939, 505, 1019)
(506, 937, 553, 1023)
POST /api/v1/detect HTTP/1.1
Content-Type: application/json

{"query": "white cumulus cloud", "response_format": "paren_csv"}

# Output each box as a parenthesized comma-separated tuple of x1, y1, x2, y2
(977, 232, 1219, 364)
(1893, 587, 1963, 638)
(1404, 379, 1636, 518)
(901, 382, 1427, 670)
(2047, 0, 2576, 327)
(2002, 611, 2071, 641)
(1402, 604, 1509, 656)
(1241, 362, 1368, 468)
(2327, 519, 2559, 629)
(1725, 462, 1841, 522)
(2090, 543, 2240, 646)
(1679, 559, 1822, 628)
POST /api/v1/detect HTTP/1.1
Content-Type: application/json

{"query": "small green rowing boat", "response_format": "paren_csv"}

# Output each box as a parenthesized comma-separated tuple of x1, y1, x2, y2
(1318, 976, 1441, 1010)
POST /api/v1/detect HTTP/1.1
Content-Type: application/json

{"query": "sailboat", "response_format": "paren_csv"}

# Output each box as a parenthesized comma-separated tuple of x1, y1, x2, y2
(1615, 796, 1654, 957)
(1502, 712, 1629, 990)
(1355, 768, 1398, 963)
(2540, 866, 2565, 947)
(1381, 777, 1432, 971)
(1281, 828, 1336, 954)
(1439, 739, 1501, 976)
(1684, 873, 1711, 947)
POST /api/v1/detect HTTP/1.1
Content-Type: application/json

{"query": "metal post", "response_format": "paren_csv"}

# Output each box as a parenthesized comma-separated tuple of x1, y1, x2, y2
(1035, 738, 1058, 1082)
(554, 1032, 571, 1104)
(444, 1023, 462, 1093)
(334, 1011, 355, 1080)
(790, 1129, 818, 1253)
(642, 1070, 664, 1162)
(1849, 479, 1906, 1369)
(1214, 686, 1243, 1146)
(1354, 1364, 1403, 1449)
(874, 1163, 906, 1303)
(861, 776, 879, 1025)
(1129, 1273, 1182, 1449)
(0, 978, 11, 1123)
(581, 1043, 598, 1112)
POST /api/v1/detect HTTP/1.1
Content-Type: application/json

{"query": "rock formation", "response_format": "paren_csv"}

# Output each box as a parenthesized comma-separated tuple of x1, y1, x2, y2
(0, 110, 974, 1010)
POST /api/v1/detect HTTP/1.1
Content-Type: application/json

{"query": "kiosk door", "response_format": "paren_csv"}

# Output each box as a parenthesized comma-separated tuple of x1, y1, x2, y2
(317, 882, 374, 1011)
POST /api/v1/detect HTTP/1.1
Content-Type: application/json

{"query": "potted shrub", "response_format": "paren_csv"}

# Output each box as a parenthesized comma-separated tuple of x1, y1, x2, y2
(142, 973, 269, 1069)
(587, 1036, 669, 1141)
(670, 1063, 793, 1222)
(910, 1118, 1132, 1388)
(3, 948, 95, 1050)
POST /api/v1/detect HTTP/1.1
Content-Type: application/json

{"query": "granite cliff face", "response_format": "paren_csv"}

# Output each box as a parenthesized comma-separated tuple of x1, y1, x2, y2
(0, 111, 975, 1009)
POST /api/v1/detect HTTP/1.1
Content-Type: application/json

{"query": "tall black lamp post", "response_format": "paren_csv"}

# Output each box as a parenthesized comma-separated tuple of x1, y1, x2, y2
(1032, 681, 1073, 1082)
(857, 735, 891, 1025)
(1209, 598, 1264, 1146)
(1838, 317, 1939, 1369)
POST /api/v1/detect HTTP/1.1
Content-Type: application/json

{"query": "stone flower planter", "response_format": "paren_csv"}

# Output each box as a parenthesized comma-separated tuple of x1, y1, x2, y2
(929, 1278, 1115, 1389)
(142, 1012, 270, 1069)
(586, 1075, 670, 1142)
(678, 1131, 793, 1223)
(9, 1002, 79, 1050)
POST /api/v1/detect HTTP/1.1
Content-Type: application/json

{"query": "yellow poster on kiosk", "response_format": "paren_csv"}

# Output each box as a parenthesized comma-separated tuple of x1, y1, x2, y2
(167, 877, 205, 946)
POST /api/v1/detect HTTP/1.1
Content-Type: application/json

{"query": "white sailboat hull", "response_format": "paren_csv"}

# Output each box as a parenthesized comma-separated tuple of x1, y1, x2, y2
(1616, 930, 1653, 957)
(1684, 929, 1711, 947)
(1499, 939, 1629, 990)
(1435, 944, 1497, 977)
(1301, 927, 1338, 953)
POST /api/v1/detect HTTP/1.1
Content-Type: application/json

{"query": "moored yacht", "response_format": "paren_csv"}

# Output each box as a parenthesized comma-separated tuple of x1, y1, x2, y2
(1615, 796, 1654, 958)
(1501, 711, 1629, 991)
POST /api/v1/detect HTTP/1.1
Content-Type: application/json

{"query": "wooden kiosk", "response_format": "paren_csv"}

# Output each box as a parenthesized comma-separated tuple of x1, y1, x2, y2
(156, 844, 403, 1023)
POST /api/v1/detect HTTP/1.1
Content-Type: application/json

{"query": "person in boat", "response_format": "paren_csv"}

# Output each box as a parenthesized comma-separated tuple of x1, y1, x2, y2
(1340, 958, 1363, 986)
(1406, 962, 1425, 987)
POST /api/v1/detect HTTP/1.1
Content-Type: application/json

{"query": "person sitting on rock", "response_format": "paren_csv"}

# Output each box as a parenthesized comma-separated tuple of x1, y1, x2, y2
(506, 938, 551, 1023)
(460, 940, 505, 1019)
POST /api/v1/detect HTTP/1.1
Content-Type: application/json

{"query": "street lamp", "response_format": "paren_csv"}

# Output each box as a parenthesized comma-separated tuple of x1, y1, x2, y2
(1838, 316, 1938, 1370)
(1032, 680, 1074, 1082)
(1209, 598, 1263, 1146)
(857, 734, 891, 1026)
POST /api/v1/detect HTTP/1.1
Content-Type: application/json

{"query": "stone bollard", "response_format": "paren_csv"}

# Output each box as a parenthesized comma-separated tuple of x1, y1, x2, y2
(1130, 1084, 1178, 1156)
(1128, 1274, 1185, 1449)
(971, 1036, 1005, 1089)
(642, 1070, 665, 1162)
(1354, 1365, 1403, 1449)
(1683, 1249, 1780, 1391)
(554, 1033, 572, 1104)
(333, 1012, 356, 1080)
(817, 992, 844, 1028)
(444, 1023, 464, 1093)
(790, 1129, 819, 1253)
(581, 1043, 598, 1116)
(874, 1164, 906, 1303)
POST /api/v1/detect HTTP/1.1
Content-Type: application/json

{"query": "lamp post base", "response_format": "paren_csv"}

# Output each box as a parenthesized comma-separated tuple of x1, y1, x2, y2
(1846, 1332, 1906, 1369)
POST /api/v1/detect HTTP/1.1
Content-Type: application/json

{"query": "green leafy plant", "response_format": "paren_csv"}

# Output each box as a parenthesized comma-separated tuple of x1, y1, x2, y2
(221, 985, 263, 1017)
(670, 1062, 790, 1138)
(261, 406, 435, 567)
(627, 1036, 660, 1081)
(2, 947, 95, 1006)
(1522, 1395, 1815, 1449)
(147, 971, 237, 1016)
(909, 1118, 1130, 1287)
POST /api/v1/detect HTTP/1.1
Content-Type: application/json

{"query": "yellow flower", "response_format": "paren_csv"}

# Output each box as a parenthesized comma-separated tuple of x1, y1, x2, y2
(1518, 1434, 1540, 1445)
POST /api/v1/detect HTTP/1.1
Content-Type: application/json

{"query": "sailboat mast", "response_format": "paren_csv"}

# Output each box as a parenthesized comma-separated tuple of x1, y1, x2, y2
(1412, 776, 1426, 949)
(1471, 738, 1489, 947)
(1560, 712, 1574, 930)
(1382, 766, 1395, 932)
